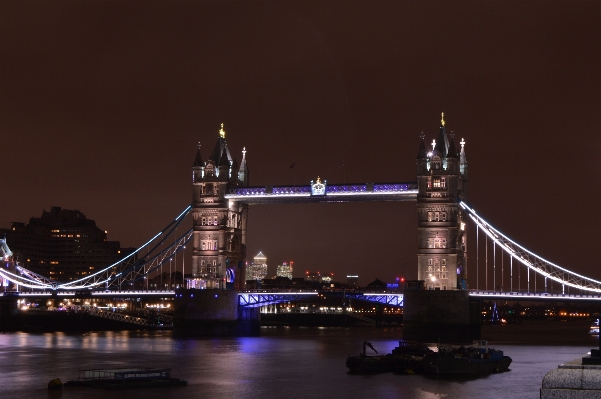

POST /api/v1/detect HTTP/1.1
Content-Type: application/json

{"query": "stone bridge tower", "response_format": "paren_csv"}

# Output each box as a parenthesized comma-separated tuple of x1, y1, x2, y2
(416, 114, 469, 290)
(190, 124, 249, 290)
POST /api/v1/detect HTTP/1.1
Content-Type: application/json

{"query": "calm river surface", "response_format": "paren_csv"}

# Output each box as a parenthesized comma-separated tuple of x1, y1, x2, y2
(0, 320, 596, 399)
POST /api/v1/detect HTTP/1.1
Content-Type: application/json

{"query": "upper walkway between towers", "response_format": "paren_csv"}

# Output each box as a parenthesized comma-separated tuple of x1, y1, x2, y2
(225, 182, 417, 204)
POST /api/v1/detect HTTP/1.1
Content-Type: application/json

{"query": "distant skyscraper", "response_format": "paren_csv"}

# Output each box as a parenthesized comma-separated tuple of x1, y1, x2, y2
(276, 261, 293, 279)
(246, 251, 268, 281)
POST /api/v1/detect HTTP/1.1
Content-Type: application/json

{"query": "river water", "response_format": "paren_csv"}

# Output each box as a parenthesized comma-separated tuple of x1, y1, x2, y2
(0, 320, 596, 399)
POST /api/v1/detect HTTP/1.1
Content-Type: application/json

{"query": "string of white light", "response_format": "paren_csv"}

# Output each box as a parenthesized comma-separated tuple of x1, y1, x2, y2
(460, 202, 601, 293)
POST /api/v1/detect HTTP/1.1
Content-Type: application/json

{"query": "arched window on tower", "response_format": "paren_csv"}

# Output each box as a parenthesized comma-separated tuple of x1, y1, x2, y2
(431, 156, 442, 170)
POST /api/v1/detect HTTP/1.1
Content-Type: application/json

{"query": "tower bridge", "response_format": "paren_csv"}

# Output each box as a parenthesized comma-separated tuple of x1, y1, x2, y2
(3, 115, 601, 338)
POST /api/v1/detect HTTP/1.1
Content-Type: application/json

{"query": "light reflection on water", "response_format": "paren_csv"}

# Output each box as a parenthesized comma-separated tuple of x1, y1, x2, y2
(0, 321, 596, 399)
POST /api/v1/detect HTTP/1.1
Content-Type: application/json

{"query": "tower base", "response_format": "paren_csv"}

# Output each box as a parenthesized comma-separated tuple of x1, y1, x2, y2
(403, 289, 480, 343)
(173, 289, 260, 336)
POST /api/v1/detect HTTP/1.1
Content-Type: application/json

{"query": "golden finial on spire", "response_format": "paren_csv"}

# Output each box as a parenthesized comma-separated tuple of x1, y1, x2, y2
(219, 123, 226, 138)
(441, 112, 445, 127)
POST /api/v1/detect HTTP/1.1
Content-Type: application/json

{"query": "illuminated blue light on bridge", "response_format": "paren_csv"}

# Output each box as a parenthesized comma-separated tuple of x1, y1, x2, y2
(350, 293, 404, 306)
(238, 292, 319, 307)
(226, 183, 418, 203)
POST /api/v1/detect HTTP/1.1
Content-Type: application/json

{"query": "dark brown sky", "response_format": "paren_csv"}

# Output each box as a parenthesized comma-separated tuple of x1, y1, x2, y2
(2, 1, 600, 286)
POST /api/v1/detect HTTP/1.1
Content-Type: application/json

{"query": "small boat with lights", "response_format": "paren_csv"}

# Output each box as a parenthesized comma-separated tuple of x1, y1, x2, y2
(64, 368, 187, 389)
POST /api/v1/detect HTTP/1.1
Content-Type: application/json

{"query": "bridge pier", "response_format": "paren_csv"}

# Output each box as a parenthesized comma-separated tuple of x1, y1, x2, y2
(403, 289, 481, 343)
(0, 295, 19, 330)
(173, 289, 260, 336)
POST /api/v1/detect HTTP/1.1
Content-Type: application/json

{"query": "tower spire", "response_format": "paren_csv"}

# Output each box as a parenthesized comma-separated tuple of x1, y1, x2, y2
(193, 142, 203, 167)
(239, 147, 249, 186)
(435, 112, 449, 157)
(417, 132, 427, 158)
(460, 138, 468, 177)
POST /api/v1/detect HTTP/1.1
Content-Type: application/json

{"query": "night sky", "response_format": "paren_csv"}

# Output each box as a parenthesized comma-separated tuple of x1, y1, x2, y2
(2, 1, 600, 287)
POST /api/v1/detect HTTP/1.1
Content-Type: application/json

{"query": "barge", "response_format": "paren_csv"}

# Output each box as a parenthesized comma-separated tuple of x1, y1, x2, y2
(64, 368, 187, 389)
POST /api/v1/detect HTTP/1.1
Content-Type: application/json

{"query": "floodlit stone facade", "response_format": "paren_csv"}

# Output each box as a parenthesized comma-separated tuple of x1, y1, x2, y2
(416, 114, 469, 290)
(190, 124, 249, 290)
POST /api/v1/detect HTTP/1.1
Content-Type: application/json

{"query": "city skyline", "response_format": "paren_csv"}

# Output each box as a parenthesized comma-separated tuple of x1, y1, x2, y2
(2, 1, 601, 285)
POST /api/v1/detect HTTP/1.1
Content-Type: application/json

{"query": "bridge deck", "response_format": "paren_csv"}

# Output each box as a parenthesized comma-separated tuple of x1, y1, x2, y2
(10, 289, 601, 303)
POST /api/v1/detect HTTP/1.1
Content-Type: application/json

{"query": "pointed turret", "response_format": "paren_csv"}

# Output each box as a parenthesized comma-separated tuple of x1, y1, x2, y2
(416, 133, 427, 159)
(238, 147, 249, 186)
(416, 133, 429, 175)
(230, 157, 239, 183)
(447, 134, 458, 158)
(446, 133, 459, 173)
(210, 123, 232, 166)
(193, 143, 204, 166)
(218, 147, 229, 179)
(192, 142, 204, 182)
(459, 137, 468, 178)
(435, 112, 449, 157)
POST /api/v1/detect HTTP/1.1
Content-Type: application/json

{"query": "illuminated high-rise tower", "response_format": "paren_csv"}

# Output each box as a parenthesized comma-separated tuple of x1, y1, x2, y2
(276, 262, 293, 280)
(415, 113, 468, 290)
(190, 124, 249, 290)
(247, 251, 268, 281)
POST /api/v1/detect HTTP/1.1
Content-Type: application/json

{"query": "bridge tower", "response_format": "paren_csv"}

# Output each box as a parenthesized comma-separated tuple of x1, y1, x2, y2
(416, 113, 469, 290)
(190, 124, 249, 290)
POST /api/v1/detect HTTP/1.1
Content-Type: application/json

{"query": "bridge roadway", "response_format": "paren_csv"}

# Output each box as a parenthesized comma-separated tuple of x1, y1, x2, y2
(7, 289, 404, 307)
(8, 289, 601, 305)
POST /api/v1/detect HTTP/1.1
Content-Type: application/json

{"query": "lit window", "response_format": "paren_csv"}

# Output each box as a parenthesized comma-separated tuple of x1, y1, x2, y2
(433, 178, 441, 188)
(436, 238, 446, 248)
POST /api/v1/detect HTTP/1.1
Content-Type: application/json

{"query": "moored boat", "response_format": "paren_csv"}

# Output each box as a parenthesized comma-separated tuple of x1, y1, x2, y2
(423, 340, 512, 375)
(64, 368, 187, 389)
(346, 341, 394, 374)
(346, 341, 433, 374)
